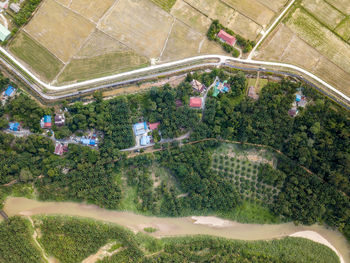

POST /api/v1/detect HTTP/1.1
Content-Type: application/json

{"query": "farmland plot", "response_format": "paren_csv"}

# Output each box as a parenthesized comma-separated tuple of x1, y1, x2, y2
(98, 0, 173, 59)
(24, 0, 95, 63)
(287, 8, 350, 74)
(171, 0, 212, 34)
(301, 0, 345, 29)
(222, 0, 275, 27)
(326, 0, 350, 15)
(256, 0, 289, 13)
(70, 0, 115, 23)
(227, 12, 262, 40)
(335, 17, 350, 42)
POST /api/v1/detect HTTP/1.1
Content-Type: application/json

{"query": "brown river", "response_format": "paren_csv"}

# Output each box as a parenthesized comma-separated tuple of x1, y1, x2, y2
(4, 197, 350, 263)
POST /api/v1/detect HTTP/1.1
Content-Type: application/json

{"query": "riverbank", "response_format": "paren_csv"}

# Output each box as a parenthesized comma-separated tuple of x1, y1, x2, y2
(4, 197, 350, 262)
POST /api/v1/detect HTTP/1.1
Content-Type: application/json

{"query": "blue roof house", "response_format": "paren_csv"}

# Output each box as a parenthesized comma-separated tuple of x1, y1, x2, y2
(4, 86, 15, 97)
(81, 138, 90, 145)
(89, 139, 96, 146)
(140, 135, 151, 146)
(296, 94, 301, 102)
(9, 122, 20, 131)
(133, 122, 147, 136)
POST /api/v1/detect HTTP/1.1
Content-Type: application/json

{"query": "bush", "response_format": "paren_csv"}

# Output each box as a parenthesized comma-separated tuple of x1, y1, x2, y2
(232, 48, 240, 58)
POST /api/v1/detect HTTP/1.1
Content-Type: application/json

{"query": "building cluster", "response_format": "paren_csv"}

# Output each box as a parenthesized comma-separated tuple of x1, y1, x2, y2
(213, 79, 230, 97)
(80, 134, 98, 147)
(217, 29, 236, 46)
(41, 113, 66, 129)
(191, 79, 206, 93)
(133, 121, 160, 146)
(288, 92, 308, 117)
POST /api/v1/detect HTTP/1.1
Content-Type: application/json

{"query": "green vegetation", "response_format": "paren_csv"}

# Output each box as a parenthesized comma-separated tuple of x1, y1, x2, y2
(143, 227, 157, 233)
(57, 52, 149, 84)
(149, 0, 177, 12)
(0, 217, 45, 263)
(9, 32, 64, 81)
(36, 216, 339, 263)
(207, 20, 256, 53)
(13, 0, 43, 27)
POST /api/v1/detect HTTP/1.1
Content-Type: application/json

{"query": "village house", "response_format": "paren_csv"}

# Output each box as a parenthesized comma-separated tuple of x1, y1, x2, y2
(189, 97, 202, 108)
(213, 79, 230, 97)
(191, 79, 206, 93)
(41, 115, 52, 129)
(3, 86, 15, 97)
(217, 29, 236, 46)
(54, 142, 68, 156)
(248, 86, 259, 100)
(55, 114, 65, 126)
(9, 122, 20, 131)
(140, 135, 151, 146)
(80, 137, 96, 146)
(133, 122, 147, 136)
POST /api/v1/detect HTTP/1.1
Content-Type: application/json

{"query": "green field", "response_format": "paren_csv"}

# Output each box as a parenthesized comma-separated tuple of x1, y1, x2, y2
(9, 31, 64, 82)
(56, 51, 149, 84)
(149, 0, 177, 12)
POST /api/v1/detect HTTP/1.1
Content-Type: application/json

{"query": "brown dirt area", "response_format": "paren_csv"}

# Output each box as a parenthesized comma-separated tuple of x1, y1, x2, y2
(326, 0, 350, 15)
(170, 0, 212, 34)
(70, 0, 115, 23)
(24, 0, 95, 63)
(161, 20, 225, 62)
(227, 11, 262, 40)
(256, 0, 289, 13)
(55, 0, 69, 6)
(75, 30, 130, 59)
(184, 0, 235, 27)
(222, 0, 276, 27)
(98, 0, 173, 59)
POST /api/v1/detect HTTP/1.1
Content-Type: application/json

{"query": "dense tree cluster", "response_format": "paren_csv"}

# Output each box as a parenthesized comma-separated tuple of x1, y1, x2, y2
(13, 0, 42, 27)
(207, 20, 256, 53)
(0, 217, 44, 263)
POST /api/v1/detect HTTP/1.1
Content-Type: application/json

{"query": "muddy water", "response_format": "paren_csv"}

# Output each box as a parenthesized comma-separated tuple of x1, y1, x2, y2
(4, 197, 350, 262)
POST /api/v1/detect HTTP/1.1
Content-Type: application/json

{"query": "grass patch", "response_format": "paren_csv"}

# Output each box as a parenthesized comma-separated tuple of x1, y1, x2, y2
(118, 183, 138, 212)
(57, 51, 149, 84)
(108, 242, 123, 252)
(144, 227, 157, 233)
(149, 0, 176, 12)
(9, 31, 64, 81)
(218, 201, 284, 224)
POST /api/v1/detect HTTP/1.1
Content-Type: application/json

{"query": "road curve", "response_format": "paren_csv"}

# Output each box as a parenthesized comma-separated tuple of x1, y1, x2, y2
(0, 46, 349, 104)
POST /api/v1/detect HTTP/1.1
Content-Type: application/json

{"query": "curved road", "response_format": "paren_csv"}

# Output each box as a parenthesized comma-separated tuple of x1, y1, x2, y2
(0, 46, 349, 105)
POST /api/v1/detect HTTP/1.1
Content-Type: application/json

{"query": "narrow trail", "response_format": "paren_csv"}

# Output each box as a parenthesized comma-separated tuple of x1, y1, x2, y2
(27, 216, 51, 263)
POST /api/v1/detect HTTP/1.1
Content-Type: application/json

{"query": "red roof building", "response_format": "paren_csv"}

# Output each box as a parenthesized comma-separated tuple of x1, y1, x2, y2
(217, 30, 236, 46)
(189, 97, 202, 108)
(54, 143, 68, 156)
(149, 122, 160, 130)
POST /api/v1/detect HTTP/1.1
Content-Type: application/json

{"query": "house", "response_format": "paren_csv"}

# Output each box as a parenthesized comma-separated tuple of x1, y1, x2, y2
(296, 94, 302, 102)
(0, 24, 11, 42)
(175, 99, 183, 107)
(4, 86, 15, 97)
(149, 122, 160, 130)
(140, 135, 151, 146)
(189, 97, 202, 108)
(54, 143, 68, 156)
(55, 114, 65, 126)
(217, 29, 236, 46)
(213, 80, 230, 97)
(133, 122, 147, 136)
(80, 138, 96, 146)
(9, 122, 20, 131)
(248, 86, 259, 100)
(9, 3, 20, 13)
(191, 79, 205, 93)
(288, 108, 299, 117)
(298, 97, 307, 107)
(41, 115, 52, 129)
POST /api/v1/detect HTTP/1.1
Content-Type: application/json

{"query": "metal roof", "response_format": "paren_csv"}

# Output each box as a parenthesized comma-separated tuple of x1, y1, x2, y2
(0, 24, 11, 42)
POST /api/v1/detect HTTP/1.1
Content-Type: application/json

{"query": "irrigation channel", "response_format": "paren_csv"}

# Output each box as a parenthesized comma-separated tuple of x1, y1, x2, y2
(4, 197, 350, 262)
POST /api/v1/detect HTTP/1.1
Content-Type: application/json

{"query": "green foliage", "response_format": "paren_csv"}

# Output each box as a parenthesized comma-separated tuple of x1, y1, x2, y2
(143, 227, 157, 233)
(0, 217, 44, 263)
(38, 216, 143, 263)
(13, 0, 42, 27)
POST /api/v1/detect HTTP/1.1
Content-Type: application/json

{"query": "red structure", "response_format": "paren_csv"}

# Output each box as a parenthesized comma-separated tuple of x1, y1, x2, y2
(149, 122, 160, 130)
(217, 30, 236, 46)
(189, 97, 202, 108)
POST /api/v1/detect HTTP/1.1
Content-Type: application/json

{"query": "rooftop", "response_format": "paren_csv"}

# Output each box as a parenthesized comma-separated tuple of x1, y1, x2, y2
(149, 122, 160, 130)
(189, 97, 202, 108)
(217, 30, 236, 46)
(133, 122, 147, 136)
(4, 86, 15, 97)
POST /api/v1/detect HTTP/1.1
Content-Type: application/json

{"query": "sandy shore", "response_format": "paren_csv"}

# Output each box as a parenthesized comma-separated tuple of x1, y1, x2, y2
(192, 216, 232, 227)
(290, 231, 344, 263)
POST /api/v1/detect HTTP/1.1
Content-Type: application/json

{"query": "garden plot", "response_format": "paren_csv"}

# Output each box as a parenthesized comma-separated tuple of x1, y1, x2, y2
(211, 144, 279, 204)
(98, 0, 173, 59)
(287, 8, 350, 74)
(160, 20, 225, 62)
(222, 0, 276, 27)
(184, 0, 235, 27)
(70, 0, 115, 23)
(9, 31, 64, 82)
(171, 0, 212, 34)
(335, 17, 350, 42)
(227, 12, 262, 40)
(256, 0, 289, 13)
(24, 0, 95, 63)
(301, 0, 345, 30)
(326, 0, 350, 15)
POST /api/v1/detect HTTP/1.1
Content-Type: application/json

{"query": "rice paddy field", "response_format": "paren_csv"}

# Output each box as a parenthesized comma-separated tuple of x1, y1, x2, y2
(257, 0, 350, 97)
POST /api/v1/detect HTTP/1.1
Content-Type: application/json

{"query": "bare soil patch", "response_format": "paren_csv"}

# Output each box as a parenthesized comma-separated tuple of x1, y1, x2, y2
(25, 0, 95, 63)
(227, 11, 262, 40)
(98, 0, 173, 59)
(256, 0, 289, 13)
(70, 0, 115, 23)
